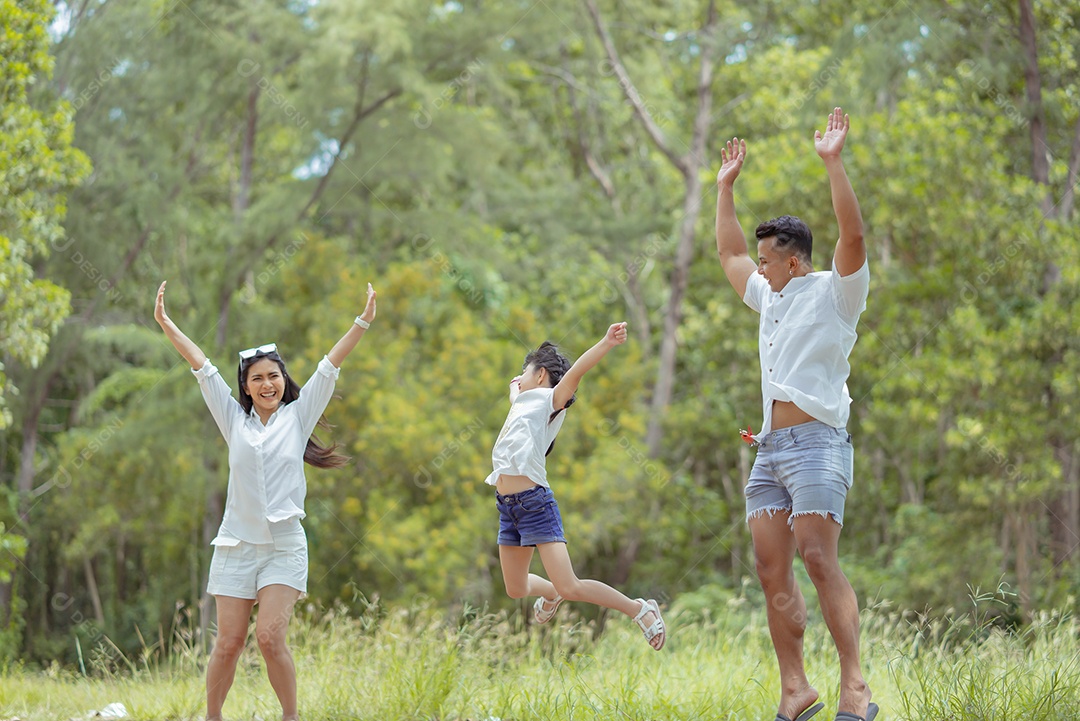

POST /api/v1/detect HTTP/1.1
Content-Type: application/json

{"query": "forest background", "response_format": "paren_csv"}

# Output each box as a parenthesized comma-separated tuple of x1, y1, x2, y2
(2, 0, 1080, 671)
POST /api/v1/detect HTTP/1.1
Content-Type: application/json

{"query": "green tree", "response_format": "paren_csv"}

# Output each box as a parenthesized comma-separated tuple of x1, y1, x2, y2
(0, 0, 89, 646)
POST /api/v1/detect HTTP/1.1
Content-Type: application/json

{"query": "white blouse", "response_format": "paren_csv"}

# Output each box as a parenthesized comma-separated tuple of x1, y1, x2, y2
(485, 387, 566, 489)
(743, 259, 870, 438)
(192, 356, 340, 545)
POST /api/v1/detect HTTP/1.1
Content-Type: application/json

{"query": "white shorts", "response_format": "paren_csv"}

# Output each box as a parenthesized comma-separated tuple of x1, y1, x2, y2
(206, 530, 308, 599)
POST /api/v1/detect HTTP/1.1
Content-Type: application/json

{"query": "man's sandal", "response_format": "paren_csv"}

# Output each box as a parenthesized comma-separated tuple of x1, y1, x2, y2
(835, 703, 878, 721)
(776, 702, 824, 721)
(533, 593, 564, 624)
(633, 598, 666, 650)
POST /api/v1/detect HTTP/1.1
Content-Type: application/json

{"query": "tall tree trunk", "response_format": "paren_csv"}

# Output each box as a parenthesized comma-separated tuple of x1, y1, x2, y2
(83, 556, 105, 626)
(1049, 443, 1080, 567)
(584, 0, 721, 457)
(1017, 0, 1052, 216)
(582, 0, 721, 583)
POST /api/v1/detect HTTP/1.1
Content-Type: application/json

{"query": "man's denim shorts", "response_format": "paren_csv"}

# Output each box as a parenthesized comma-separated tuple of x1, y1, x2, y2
(745, 420, 854, 527)
(495, 485, 567, 546)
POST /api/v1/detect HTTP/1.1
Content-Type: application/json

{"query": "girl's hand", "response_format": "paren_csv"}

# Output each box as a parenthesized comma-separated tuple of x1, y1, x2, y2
(604, 322, 628, 347)
(359, 283, 377, 324)
(154, 281, 170, 327)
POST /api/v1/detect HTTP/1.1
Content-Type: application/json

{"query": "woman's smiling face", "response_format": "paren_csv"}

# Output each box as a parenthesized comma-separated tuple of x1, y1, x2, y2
(244, 357, 286, 416)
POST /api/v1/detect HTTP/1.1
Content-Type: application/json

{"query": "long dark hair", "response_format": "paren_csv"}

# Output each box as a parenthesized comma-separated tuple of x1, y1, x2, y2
(237, 350, 350, 469)
(523, 341, 574, 456)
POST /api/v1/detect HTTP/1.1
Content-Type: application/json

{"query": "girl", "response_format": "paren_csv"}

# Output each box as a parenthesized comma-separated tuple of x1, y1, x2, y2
(487, 322, 666, 650)
(154, 280, 376, 721)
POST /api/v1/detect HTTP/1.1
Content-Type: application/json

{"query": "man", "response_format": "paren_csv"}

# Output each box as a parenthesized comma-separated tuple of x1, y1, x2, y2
(714, 107, 877, 721)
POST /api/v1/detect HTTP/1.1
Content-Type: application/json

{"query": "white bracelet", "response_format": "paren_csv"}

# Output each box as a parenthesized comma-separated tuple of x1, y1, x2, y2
(354, 316, 370, 330)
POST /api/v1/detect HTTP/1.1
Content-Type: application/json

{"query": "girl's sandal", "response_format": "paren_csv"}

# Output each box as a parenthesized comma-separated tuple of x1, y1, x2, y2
(633, 598, 666, 650)
(533, 593, 564, 624)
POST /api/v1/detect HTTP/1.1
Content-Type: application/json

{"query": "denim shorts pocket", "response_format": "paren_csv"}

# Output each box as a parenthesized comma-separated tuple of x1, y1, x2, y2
(520, 495, 550, 513)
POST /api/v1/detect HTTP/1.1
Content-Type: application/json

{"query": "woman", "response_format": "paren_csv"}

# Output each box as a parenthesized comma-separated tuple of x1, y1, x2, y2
(154, 280, 376, 721)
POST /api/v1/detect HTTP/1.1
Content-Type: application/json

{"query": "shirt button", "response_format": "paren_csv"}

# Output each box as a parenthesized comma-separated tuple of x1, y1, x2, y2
(774, 319, 779, 323)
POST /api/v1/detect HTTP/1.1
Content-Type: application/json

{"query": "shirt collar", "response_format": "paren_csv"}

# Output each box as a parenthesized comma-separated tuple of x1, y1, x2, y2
(249, 405, 281, 426)
(776, 272, 821, 295)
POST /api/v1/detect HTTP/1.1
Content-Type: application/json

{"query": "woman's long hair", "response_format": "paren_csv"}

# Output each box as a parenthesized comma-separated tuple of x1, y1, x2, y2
(523, 341, 574, 456)
(237, 351, 350, 469)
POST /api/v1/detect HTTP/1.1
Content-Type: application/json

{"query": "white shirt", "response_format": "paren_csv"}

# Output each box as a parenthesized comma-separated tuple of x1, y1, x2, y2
(192, 356, 340, 545)
(485, 387, 567, 488)
(742, 260, 870, 438)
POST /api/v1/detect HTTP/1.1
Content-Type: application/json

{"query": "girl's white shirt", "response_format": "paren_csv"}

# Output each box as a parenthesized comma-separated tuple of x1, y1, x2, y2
(192, 357, 340, 545)
(485, 386, 566, 489)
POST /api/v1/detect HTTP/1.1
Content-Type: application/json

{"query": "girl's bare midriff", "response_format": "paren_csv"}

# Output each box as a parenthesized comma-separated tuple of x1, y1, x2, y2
(496, 474, 539, 495)
(771, 399, 816, 429)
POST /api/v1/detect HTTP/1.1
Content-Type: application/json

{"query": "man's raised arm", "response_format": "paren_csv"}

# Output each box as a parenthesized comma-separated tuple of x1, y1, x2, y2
(814, 107, 865, 276)
(715, 137, 757, 299)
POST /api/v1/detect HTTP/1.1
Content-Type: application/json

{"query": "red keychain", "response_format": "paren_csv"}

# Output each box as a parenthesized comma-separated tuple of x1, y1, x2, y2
(739, 424, 756, 445)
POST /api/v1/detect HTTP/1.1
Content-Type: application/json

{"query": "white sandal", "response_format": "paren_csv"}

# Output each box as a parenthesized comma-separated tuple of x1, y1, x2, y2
(533, 593, 564, 624)
(633, 598, 665, 650)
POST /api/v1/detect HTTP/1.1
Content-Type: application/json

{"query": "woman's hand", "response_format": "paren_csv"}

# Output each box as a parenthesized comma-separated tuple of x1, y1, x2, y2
(154, 281, 171, 328)
(359, 283, 377, 324)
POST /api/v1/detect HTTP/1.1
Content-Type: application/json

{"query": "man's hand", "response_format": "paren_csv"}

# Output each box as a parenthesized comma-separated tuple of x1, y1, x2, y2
(717, 137, 747, 188)
(814, 107, 849, 160)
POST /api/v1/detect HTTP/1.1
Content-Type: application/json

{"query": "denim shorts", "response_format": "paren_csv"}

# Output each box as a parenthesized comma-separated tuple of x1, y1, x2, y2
(496, 485, 567, 546)
(745, 421, 854, 527)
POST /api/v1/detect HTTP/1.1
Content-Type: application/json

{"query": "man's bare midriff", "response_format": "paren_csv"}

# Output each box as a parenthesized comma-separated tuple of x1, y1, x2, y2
(771, 399, 816, 429)
(496, 474, 539, 495)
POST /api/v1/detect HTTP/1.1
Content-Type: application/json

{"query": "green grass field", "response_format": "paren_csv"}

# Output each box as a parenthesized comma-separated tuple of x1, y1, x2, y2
(4, 595, 1079, 721)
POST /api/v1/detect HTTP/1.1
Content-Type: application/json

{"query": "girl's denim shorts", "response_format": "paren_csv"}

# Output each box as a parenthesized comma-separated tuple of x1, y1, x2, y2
(495, 485, 567, 546)
(745, 420, 854, 527)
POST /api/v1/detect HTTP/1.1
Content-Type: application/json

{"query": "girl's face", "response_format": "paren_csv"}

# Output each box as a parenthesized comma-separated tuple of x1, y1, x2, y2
(245, 357, 286, 416)
(516, 363, 550, 393)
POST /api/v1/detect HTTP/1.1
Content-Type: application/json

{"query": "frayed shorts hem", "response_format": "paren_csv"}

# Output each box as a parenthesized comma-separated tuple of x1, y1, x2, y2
(745, 505, 844, 528)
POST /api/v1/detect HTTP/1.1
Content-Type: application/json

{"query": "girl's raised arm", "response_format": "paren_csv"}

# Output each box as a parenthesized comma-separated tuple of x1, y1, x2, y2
(326, 283, 377, 369)
(154, 281, 208, 370)
(552, 322, 627, 411)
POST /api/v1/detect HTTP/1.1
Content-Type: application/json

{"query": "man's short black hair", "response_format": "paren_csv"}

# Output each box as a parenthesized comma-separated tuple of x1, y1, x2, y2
(755, 215, 813, 263)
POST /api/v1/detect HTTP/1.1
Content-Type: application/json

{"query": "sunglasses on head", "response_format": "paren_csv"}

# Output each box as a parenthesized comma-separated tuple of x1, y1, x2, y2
(238, 343, 277, 360)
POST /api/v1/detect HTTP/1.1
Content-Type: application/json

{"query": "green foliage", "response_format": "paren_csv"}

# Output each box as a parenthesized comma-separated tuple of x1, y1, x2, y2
(5, 0, 1080, 666)
(0, 0, 89, 428)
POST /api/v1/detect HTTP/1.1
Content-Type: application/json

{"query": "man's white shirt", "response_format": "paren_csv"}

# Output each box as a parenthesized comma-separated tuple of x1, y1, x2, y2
(742, 259, 870, 438)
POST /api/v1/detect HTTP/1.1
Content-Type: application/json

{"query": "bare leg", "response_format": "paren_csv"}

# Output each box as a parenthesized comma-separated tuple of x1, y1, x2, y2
(749, 511, 819, 720)
(535, 542, 662, 649)
(499, 545, 559, 601)
(792, 514, 871, 717)
(207, 595, 255, 721)
(255, 584, 302, 721)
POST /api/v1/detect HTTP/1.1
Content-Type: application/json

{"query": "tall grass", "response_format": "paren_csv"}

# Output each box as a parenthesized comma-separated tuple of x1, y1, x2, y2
(4, 593, 1080, 720)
